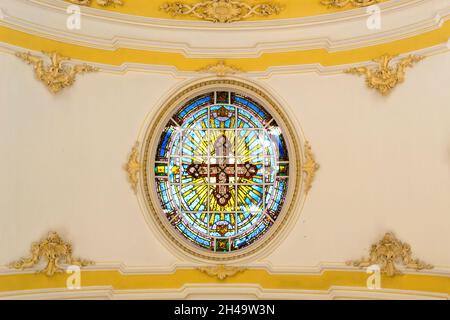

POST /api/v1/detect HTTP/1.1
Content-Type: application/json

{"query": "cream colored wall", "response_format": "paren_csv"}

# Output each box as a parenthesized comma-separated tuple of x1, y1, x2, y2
(0, 51, 449, 272)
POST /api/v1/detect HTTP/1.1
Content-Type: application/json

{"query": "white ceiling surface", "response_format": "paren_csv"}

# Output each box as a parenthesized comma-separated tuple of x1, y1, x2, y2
(0, 0, 448, 56)
(0, 51, 449, 274)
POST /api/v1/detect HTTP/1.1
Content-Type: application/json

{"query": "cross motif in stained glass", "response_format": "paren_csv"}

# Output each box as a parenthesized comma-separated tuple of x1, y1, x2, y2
(155, 91, 289, 253)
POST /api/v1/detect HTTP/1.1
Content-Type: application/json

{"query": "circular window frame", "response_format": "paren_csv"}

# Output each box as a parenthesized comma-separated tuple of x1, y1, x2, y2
(141, 78, 304, 263)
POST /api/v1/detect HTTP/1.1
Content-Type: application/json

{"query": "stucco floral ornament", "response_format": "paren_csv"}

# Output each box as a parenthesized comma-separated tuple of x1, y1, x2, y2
(348, 232, 433, 277)
(205, 0, 242, 22)
(9, 232, 94, 277)
(67, 0, 123, 6)
(161, 0, 281, 23)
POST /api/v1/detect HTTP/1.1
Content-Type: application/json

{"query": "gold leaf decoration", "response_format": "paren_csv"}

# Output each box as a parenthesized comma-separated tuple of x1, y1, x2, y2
(16, 51, 98, 94)
(198, 265, 246, 280)
(345, 54, 424, 96)
(9, 232, 94, 277)
(161, 0, 281, 23)
(321, 0, 380, 8)
(125, 142, 141, 193)
(302, 141, 320, 193)
(67, 0, 123, 7)
(198, 60, 242, 77)
(347, 232, 433, 277)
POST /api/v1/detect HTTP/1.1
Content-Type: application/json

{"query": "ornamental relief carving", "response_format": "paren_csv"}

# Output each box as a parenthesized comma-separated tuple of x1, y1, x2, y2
(198, 265, 246, 279)
(198, 60, 242, 77)
(161, 0, 282, 23)
(125, 142, 142, 193)
(348, 232, 433, 277)
(9, 232, 94, 277)
(345, 54, 424, 96)
(67, 0, 123, 7)
(321, 0, 380, 8)
(16, 51, 98, 94)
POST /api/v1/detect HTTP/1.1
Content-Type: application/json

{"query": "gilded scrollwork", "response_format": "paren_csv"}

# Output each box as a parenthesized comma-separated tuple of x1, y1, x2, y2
(67, 0, 123, 7)
(198, 60, 242, 77)
(161, 0, 281, 23)
(125, 142, 142, 193)
(198, 265, 246, 280)
(9, 232, 93, 277)
(16, 51, 98, 94)
(348, 232, 433, 277)
(320, 0, 380, 8)
(302, 141, 319, 193)
(345, 54, 424, 96)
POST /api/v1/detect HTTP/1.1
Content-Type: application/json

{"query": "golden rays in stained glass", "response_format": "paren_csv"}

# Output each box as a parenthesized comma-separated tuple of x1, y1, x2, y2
(155, 90, 289, 252)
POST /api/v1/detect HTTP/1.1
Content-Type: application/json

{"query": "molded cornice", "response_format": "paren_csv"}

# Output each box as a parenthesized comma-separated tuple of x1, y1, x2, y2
(0, 0, 448, 58)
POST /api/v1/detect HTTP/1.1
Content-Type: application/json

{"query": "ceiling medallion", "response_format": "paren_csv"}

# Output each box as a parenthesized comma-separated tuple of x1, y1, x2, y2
(16, 51, 98, 94)
(302, 141, 319, 194)
(198, 265, 246, 280)
(9, 232, 94, 277)
(125, 142, 141, 193)
(198, 60, 242, 77)
(67, 0, 123, 7)
(161, 0, 282, 23)
(348, 232, 433, 277)
(345, 54, 424, 96)
(321, 0, 380, 8)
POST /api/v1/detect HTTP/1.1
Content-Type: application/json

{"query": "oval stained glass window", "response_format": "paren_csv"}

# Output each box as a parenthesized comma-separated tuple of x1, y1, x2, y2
(153, 89, 290, 254)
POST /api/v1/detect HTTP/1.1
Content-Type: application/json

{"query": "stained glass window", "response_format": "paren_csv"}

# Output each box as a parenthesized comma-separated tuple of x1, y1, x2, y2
(154, 91, 289, 253)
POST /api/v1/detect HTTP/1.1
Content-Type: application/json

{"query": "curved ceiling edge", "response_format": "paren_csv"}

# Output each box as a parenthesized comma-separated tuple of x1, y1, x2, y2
(31, 0, 397, 25)
(1, 0, 449, 57)
(0, 21, 448, 73)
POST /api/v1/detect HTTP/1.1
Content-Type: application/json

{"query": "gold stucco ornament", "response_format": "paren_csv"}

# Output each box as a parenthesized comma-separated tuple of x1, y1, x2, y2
(302, 141, 320, 193)
(67, 0, 123, 7)
(345, 54, 424, 96)
(161, 0, 281, 23)
(16, 51, 98, 94)
(198, 265, 246, 280)
(348, 232, 433, 277)
(321, 0, 380, 8)
(198, 60, 242, 77)
(10, 232, 94, 277)
(125, 142, 142, 193)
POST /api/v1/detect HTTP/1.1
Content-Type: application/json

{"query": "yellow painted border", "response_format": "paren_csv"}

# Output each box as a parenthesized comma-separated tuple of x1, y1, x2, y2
(1, 20, 449, 71)
(0, 270, 449, 296)
(64, 0, 390, 21)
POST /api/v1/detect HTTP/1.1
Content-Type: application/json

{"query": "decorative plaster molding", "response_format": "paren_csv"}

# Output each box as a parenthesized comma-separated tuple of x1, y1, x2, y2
(9, 232, 94, 277)
(197, 265, 246, 280)
(345, 54, 424, 95)
(67, 0, 123, 7)
(16, 51, 98, 94)
(4, 42, 446, 78)
(1, 284, 449, 300)
(3, 0, 449, 57)
(161, 0, 281, 23)
(1, 270, 449, 300)
(125, 142, 141, 193)
(302, 141, 319, 194)
(348, 232, 433, 277)
(198, 60, 242, 76)
(321, 0, 380, 8)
